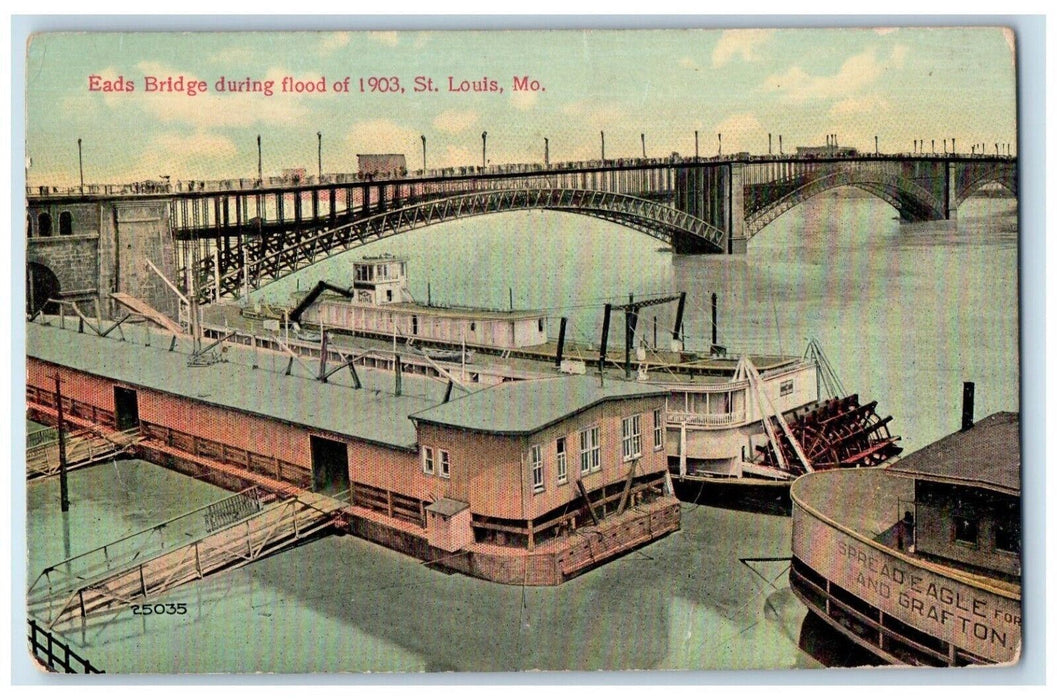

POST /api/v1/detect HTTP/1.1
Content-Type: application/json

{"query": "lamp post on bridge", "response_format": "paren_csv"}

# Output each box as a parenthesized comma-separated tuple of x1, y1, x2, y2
(544, 137, 549, 166)
(257, 134, 263, 185)
(77, 138, 84, 194)
(421, 135, 427, 172)
(600, 130, 605, 161)
(641, 133, 646, 159)
(481, 131, 488, 169)
(317, 131, 322, 181)
(768, 133, 772, 155)
(717, 133, 722, 156)
(875, 135, 878, 155)
(694, 130, 699, 159)
(951, 137, 955, 154)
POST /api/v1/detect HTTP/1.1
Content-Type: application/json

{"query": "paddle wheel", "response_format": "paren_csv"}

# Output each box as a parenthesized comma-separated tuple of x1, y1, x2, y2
(753, 394, 902, 477)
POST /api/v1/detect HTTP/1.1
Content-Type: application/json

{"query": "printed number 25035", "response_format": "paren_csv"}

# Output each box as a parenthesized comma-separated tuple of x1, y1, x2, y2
(131, 603, 188, 615)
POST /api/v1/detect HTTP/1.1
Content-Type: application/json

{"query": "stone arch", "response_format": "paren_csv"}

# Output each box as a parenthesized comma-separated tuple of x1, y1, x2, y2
(26, 261, 61, 316)
(59, 211, 74, 236)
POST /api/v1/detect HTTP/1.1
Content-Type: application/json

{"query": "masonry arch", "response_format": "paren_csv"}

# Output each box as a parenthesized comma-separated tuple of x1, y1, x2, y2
(26, 261, 61, 316)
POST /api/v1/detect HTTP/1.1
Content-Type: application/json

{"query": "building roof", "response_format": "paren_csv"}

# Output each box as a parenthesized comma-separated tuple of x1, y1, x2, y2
(887, 412, 1020, 496)
(425, 497, 469, 517)
(26, 320, 447, 450)
(410, 375, 666, 436)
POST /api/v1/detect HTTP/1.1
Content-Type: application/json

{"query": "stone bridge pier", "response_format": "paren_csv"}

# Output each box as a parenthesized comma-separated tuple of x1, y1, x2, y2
(26, 197, 178, 320)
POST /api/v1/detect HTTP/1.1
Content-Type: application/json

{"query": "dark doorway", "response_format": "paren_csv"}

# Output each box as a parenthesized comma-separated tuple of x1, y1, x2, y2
(114, 387, 140, 431)
(310, 435, 350, 496)
(37, 212, 52, 237)
(26, 262, 60, 316)
(59, 211, 73, 235)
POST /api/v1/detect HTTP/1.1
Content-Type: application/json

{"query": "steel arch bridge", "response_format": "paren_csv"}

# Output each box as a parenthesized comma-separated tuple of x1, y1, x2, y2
(741, 158, 1018, 240)
(194, 188, 726, 302)
(744, 169, 944, 238)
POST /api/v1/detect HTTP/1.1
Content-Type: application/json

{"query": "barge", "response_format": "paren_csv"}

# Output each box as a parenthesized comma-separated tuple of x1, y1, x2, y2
(789, 409, 1021, 666)
(260, 254, 901, 501)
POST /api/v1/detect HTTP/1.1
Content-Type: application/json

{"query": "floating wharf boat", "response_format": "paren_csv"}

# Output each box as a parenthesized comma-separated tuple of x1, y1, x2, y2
(229, 253, 901, 501)
(790, 409, 1021, 666)
(27, 316, 680, 591)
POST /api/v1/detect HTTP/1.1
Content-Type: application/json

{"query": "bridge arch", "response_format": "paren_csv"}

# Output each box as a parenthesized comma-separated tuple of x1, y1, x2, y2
(744, 168, 945, 239)
(197, 188, 726, 301)
(954, 162, 1018, 207)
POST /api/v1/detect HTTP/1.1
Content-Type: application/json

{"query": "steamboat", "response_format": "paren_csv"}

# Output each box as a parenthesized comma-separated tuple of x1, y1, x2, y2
(789, 400, 1021, 666)
(238, 253, 901, 500)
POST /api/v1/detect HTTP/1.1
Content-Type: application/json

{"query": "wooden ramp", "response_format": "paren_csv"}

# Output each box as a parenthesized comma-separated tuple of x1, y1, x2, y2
(110, 292, 183, 335)
(27, 428, 141, 481)
(28, 488, 348, 630)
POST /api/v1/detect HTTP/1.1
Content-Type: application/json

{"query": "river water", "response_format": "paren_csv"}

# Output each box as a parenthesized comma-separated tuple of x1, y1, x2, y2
(23, 191, 1019, 674)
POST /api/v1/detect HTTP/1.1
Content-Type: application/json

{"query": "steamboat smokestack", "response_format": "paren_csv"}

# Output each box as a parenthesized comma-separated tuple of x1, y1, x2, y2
(961, 381, 975, 431)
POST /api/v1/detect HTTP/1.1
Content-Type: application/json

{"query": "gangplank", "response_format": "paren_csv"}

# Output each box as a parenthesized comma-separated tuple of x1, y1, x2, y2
(28, 487, 350, 629)
(27, 427, 142, 481)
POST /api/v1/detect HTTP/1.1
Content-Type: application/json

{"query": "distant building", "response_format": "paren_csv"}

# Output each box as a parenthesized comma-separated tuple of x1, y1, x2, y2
(357, 154, 407, 177)
(280, 168, 306, 183)
(795, 145, 859, 157)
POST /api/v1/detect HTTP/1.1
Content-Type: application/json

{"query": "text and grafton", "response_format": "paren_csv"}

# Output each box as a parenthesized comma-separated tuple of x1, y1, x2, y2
(87, 74, 546, 97)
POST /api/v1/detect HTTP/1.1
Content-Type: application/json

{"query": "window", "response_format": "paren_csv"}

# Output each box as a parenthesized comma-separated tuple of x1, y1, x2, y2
(953, 516, 979, 546)
(580, 426, 600, 475)
(556, 437, 568, 484)
(653, 408, 664, 450)
(59, 211, 73, 236)
(538, 319, 544, 333)
(622, 414, 642, 461)
(780, 380, 794, 397)
(422, 446, 434, 474)
(37, 212, 52, 237)
(439, 449, 450, 479)
(530, 445, 544, 493)
(994, 522, 1020, 554)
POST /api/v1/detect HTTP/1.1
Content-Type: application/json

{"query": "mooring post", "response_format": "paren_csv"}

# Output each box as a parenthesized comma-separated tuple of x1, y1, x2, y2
(554, 317, 567, 368)
(54, 375, 70, 512)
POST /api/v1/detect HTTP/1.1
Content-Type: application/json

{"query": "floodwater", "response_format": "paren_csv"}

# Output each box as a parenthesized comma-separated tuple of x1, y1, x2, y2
(23, 191, 1019, 673)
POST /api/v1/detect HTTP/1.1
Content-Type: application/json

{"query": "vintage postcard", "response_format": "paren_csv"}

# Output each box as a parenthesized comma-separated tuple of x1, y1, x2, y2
(21, 25, 1023, 675)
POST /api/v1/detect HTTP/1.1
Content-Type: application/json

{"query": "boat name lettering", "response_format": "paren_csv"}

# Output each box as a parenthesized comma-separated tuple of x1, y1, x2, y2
(836, 538, 1018, 649)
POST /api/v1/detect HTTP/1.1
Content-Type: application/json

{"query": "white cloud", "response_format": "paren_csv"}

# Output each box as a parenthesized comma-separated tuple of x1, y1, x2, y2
(320, 32, 350, 52)
(712, 29, 775, 67)
(763, 47, 897, 103)
(368, 31, 399, 47)
(561, 100, 627, 132)
(509, 89, 539, 111)
(432, 109, 479, 134)
(207, 46, 257, 65)
(830, 95, 890, 117)
(679, 56, 703, 71)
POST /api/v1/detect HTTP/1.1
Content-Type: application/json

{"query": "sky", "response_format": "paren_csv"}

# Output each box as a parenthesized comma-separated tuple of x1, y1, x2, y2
(23, 27, 1018, 186)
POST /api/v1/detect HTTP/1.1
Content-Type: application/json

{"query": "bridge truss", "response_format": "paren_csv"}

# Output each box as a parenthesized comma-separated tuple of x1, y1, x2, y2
(190, 188, 726, 302)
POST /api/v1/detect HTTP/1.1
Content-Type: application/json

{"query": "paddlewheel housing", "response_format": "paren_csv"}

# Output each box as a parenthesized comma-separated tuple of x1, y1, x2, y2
(754, 394, 902, 477)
